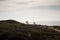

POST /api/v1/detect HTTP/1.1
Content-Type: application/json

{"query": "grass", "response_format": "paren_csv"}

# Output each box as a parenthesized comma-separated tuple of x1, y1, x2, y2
(0, 20, 60, 40)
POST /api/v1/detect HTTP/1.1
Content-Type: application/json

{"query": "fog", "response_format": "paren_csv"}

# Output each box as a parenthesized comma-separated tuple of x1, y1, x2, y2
(0, 0, 60, 26)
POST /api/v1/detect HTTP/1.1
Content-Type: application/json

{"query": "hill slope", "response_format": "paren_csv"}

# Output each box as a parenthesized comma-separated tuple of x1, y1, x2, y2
(0, 19, 60, 40)
(0, 19, 25, 25)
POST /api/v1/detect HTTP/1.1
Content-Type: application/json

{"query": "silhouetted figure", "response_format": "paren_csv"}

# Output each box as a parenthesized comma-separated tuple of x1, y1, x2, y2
(33, 22, 35, 25)
(26, 21, 29, 24)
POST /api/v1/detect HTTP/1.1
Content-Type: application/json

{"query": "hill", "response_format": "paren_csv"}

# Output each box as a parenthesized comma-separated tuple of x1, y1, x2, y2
(0, 19, 60, 40)
(0, 19, 25, 25)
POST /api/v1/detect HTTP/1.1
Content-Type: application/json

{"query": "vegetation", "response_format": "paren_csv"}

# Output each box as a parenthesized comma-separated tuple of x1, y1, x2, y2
(0, 20, 60, 40)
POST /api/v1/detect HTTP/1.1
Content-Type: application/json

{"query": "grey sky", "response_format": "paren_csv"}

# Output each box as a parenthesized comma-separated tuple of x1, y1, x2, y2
(0, 0, 60, 25)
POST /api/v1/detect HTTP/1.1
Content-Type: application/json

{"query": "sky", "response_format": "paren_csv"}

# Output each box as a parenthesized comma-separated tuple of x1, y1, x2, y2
(0, 0, 60, 25)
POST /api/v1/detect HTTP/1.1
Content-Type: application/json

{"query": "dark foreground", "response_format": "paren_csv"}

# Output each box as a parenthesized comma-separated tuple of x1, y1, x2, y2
(0, 20, 60, 40)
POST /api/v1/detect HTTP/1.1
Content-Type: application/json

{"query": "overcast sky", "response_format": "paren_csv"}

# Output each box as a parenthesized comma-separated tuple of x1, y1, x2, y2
(0, 0, 60, 25)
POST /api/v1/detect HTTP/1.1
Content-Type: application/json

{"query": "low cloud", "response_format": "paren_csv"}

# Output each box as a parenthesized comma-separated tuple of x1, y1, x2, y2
(48, 6, 60, 10)
(17, 1, 33, 5)
(31, 5, 60, 10)
(0, 0, 6, 1)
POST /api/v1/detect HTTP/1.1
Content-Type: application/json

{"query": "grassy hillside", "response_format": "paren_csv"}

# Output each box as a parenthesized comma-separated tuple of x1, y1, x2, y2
(0, 20, 60, 40)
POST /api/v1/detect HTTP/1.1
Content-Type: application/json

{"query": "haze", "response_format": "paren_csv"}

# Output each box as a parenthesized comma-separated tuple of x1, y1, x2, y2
(0, 0, 60, 26)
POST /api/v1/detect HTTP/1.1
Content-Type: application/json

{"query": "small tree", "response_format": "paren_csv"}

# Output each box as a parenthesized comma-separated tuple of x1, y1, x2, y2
(26, 21, 29, 24)
(33, 22, 35, 25)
